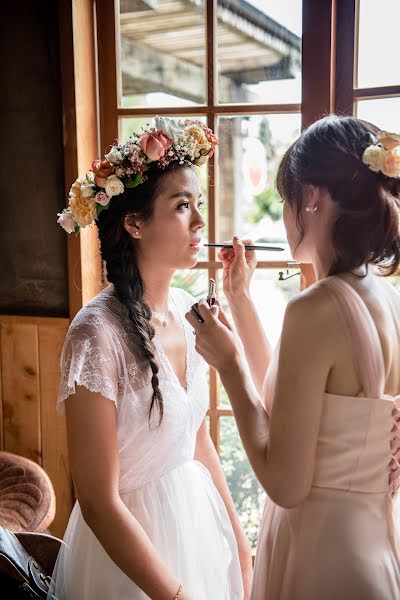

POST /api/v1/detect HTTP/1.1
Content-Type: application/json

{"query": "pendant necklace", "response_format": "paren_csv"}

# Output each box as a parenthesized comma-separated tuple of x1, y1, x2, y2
(151, 303, 169, 327)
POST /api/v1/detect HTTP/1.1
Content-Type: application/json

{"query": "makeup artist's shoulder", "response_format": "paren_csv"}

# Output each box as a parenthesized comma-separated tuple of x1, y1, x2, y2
(284, 281, 337, 326)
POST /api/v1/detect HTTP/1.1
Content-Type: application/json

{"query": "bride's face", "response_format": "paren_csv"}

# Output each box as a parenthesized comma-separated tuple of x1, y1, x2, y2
(136, 167, 206, 270)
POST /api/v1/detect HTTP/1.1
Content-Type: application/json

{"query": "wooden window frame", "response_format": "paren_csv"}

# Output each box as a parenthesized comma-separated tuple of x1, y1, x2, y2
(61, 0, 338, 450)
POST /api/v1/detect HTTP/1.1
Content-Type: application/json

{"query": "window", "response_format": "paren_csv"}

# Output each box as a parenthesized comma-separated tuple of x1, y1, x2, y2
(90, 0, 398, 548)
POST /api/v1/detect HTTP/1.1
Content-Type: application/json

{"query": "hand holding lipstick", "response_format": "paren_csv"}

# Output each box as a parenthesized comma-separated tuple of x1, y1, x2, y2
(185, 299, 240, 373)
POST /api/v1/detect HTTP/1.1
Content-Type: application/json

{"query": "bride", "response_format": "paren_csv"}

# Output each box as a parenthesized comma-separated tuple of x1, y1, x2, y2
(50, 117, 251, 600)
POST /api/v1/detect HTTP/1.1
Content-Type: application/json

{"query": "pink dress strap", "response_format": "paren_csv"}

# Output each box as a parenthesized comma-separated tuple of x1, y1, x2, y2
(318, 276, 386, 399)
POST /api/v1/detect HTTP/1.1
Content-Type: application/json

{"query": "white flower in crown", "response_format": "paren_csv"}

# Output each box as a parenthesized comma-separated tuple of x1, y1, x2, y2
(105, 174, 125, 197)
(154, 116, 185, 141)
(362, 145, 384, 173)
(57, 210, 76, 233)
(105, 147, 123, 165)
(362, 130, 400, 178)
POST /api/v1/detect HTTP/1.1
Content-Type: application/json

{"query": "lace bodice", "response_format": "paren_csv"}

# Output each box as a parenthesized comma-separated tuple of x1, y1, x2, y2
(58, 285, 208, 493)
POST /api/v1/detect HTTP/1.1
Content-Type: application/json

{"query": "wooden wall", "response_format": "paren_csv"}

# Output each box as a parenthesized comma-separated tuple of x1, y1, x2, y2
(0, 315, 74, 538)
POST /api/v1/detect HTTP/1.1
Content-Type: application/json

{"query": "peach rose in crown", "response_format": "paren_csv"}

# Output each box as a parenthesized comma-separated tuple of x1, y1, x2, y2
(92, 158, 114, 187)
(139, 131, 172, 161)
(381, 148, 400, 178)
(69, 179, 97, 227)
(378, 131, 400, 151)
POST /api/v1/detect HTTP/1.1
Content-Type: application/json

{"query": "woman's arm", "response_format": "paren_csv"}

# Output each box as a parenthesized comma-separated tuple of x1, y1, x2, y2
(187, 287, 335, 508)
(228, 292, 272, 395)
(219, 238, 272, 394)
(65, 386, 189, 600)
(194, 420, 253, 598)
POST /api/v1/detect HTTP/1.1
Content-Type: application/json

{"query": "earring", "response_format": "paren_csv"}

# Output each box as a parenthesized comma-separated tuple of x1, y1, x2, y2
(306, 205, 318, 213)
(134, 229, 140, 236)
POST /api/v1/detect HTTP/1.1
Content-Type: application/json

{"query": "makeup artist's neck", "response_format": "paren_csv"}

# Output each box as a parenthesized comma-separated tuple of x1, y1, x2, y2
(137, 258, 174, 311)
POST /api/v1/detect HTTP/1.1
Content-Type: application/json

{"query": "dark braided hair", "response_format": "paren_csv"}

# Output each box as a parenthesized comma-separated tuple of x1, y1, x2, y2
(97, 162, 188, 426)
(277, 115, 400, 276)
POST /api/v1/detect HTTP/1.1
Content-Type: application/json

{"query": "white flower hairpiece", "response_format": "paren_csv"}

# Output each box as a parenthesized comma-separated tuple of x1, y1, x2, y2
(57, 116, 219, 234)
(362, 130, 400, 179)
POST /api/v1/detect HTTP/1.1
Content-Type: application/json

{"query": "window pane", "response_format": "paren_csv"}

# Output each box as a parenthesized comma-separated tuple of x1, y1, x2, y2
(118, 117, 209, 261)
(217, 0, 302, 104)
(118, 0, 206, 107)
(356, 98, 400, 131)
(217, 267, 300, 408)
(357, 0, 400, 89)
(220, 416, 265, 549)
(217, 113, 300, 261)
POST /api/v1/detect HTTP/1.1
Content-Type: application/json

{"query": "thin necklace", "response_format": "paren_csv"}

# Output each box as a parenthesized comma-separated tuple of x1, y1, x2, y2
(151, 303, 169, 327)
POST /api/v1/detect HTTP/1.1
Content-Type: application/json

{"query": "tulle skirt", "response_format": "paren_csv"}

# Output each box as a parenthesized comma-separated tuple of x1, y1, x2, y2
(48, 460, 243, 599)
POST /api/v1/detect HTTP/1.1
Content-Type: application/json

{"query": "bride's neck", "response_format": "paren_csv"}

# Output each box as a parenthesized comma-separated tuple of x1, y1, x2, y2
(137, 257, 174, 312)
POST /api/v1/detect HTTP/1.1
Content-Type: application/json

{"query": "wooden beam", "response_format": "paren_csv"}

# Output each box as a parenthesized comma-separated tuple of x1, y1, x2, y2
(96, 0, 119, 149)
(302, 0, 334, 129)
(58, 0, 82, 318)
(332, 0, 356, 115)
(354, 85, 400, 100)
(73, 0, 102, 305)
(301, 0, 335, 287)
(117, 103, 301, 117)
(59, 0, 102, 314)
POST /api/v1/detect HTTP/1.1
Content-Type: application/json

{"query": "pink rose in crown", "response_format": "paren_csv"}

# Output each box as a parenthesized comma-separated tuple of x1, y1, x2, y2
(140, 131, 172, 161)
(95, 191, 109, 206)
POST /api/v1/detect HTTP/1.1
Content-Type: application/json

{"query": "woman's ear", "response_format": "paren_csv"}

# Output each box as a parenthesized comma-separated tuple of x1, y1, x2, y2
(123, 214, 143, 239)
(304, 184, 325, 214)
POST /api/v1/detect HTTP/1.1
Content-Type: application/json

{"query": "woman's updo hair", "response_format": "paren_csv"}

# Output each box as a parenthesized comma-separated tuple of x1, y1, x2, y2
(277, 114, 400, 276)
(97, 162, 188, 426)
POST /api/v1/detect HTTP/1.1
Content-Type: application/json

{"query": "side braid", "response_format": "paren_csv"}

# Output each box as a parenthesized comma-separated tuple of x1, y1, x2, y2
(98, 206, 164, 426)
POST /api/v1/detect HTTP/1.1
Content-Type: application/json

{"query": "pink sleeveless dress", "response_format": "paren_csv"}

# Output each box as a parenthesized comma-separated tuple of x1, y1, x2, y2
(251, 276, 400, 600)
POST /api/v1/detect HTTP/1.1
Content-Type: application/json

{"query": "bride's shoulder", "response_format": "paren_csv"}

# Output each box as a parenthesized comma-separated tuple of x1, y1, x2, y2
(69, 285, 124, 335)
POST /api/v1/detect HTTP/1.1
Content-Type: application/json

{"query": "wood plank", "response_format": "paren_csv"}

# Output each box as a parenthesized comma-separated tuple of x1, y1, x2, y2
(1, 323, 41, 463)
(58, 0, 82, 319)
(39, 321, 74, 538)
(302, 0, 334, 129)
(0, 330, 3, 450)
(333, 0, 356, 115)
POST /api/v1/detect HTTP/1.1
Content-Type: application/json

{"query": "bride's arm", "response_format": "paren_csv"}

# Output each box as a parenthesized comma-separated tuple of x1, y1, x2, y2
(194, 420, 253, 598)
(65, 387, 190, 600)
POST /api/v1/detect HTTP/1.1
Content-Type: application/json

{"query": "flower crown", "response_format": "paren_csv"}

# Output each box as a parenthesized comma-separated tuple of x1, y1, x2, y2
(362, 130, 400, 179)
(57, 116, 219, 234)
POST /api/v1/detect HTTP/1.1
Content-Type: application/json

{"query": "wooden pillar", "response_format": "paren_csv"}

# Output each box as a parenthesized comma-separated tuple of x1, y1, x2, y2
(301, 0, 335, 287)
(59, 0, 102, 317)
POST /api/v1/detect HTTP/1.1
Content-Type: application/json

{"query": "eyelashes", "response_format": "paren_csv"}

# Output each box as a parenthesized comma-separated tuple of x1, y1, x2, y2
(177, 201, 206, 210)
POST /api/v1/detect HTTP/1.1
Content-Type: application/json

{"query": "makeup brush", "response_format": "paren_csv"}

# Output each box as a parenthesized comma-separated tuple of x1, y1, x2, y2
(204, 243, 285, 251)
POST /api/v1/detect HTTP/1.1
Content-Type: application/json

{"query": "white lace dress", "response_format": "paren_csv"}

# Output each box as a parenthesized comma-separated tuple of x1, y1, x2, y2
(48, 286, 243, 600)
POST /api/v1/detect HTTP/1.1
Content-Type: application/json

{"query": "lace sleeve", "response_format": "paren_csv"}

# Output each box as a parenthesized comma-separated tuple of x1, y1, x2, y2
(57, 319, 120, 414)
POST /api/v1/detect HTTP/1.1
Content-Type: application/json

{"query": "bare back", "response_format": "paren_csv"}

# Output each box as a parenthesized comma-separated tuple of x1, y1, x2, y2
(323, 271, 400, 397)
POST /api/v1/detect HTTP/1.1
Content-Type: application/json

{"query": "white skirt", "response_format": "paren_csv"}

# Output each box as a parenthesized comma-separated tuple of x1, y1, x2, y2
(48, 461, 244, 599)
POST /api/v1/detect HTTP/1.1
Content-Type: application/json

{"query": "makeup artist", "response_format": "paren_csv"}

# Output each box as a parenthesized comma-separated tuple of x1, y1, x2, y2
(186, 115, 400, 600)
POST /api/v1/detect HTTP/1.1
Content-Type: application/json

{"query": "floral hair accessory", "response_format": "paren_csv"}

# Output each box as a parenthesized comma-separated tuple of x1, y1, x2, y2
(57, 116, 219, 234)
(362, 130, 400, 179)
